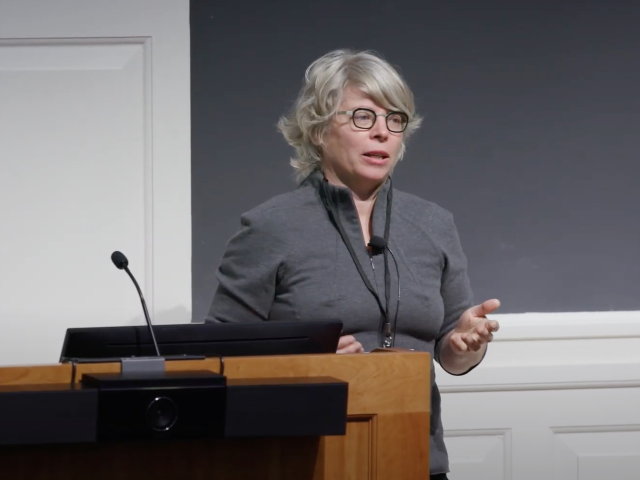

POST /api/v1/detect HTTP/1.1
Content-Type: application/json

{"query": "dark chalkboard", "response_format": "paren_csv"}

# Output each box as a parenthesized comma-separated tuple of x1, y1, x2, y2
(190, 0, 640, 320)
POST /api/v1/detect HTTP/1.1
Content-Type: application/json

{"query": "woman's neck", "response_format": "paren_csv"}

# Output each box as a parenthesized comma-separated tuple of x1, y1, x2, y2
(322, 169, 385, 245)
(352, 195, 377, 222)
(358, 195, 381, 247)
(322, 170, 383, 202)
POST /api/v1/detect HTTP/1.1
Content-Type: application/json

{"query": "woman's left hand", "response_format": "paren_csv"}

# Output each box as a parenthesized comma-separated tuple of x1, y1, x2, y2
(336, 335, 364, 354)
(448, 299, 501, 354)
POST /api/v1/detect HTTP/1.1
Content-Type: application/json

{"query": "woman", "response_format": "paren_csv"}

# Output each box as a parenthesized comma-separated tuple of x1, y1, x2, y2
(205, 49, 500, 479)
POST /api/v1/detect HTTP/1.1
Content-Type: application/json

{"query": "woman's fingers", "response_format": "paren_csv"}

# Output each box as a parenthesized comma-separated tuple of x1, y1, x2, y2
(337, 335, 363, 353)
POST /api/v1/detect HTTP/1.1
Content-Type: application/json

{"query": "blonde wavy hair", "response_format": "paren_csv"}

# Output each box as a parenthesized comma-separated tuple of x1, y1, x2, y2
(277, 49, 423, 183)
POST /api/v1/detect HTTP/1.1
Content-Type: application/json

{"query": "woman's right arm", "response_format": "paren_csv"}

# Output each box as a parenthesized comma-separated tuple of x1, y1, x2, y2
(204, 210, 285, 323)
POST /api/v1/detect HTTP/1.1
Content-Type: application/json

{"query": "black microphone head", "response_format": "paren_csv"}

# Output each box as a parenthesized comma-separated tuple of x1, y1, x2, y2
(368, 236, 387, 250)
(111, 251, 129, 270)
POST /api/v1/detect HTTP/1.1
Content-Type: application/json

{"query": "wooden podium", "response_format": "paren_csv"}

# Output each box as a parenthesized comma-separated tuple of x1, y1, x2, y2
(0, 350, 430, 479)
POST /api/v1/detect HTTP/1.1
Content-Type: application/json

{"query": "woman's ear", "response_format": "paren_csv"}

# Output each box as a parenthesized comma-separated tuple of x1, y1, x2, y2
(312, 124, 332, 148)
(310, 129, 323, 148)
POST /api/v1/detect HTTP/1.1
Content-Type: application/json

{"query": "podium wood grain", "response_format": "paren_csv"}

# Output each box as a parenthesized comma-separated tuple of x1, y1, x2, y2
(0, 351, 431, 479)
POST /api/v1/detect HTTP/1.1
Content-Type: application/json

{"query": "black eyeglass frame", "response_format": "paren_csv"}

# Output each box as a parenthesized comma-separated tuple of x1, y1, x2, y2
(336, 108, 409, 133)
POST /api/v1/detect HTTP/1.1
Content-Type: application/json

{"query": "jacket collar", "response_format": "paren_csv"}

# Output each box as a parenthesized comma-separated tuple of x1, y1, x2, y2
(300, 168, 392, 242)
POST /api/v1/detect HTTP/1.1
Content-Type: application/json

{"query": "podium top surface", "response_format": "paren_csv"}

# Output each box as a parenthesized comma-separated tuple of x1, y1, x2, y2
(0, 350, 431, 416)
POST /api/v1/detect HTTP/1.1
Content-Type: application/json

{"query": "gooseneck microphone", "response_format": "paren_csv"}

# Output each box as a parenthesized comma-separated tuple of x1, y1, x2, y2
(368, 236, 401, 347)
(111, 251, 161, 357)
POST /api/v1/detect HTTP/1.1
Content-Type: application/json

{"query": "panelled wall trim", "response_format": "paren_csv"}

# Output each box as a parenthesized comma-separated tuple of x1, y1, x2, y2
(443, 428, 513, 480)
(551, 424, 640, 434)
(487, 311, 640, 341)
(435, 311, 640, 393)
(442, 387, 640, 480)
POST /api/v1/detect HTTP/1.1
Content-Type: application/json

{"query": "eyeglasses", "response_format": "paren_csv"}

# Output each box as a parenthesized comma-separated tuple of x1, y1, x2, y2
(336, 108, 409, 133)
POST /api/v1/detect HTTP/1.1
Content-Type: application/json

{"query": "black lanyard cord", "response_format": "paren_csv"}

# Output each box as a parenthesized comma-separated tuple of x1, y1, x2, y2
(320, 178, 395, 345)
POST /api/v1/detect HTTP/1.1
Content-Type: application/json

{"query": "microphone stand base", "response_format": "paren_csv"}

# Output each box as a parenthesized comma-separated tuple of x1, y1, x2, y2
(120, 356, 165, 375)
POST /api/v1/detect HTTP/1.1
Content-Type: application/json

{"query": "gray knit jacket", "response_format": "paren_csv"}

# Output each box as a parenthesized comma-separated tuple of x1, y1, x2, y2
(205, 169, 478, 475)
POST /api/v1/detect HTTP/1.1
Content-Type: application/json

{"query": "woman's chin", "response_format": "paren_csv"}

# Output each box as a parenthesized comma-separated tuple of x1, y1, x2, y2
(355, 165, 391, 183)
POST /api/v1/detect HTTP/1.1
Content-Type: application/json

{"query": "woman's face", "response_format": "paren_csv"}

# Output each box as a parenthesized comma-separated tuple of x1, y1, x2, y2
(320, 87, 404, 198)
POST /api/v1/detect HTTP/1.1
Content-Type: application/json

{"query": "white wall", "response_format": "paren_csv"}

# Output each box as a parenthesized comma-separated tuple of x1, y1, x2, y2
(441, 311, 640, 480)
(0, 0, 192, 366)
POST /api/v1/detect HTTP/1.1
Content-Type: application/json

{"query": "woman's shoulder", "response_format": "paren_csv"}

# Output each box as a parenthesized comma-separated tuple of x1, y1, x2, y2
(238, 184, 321, 232)
(392, 189, 465, 253)
(393, 189, 455, 225)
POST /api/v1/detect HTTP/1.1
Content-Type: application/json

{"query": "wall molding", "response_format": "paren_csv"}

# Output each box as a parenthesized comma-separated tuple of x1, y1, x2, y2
(488, 311, 640, 341)
(440, 378, 640, 393)
(436, 311, 640, 393)
(551, 424, 640, 434)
